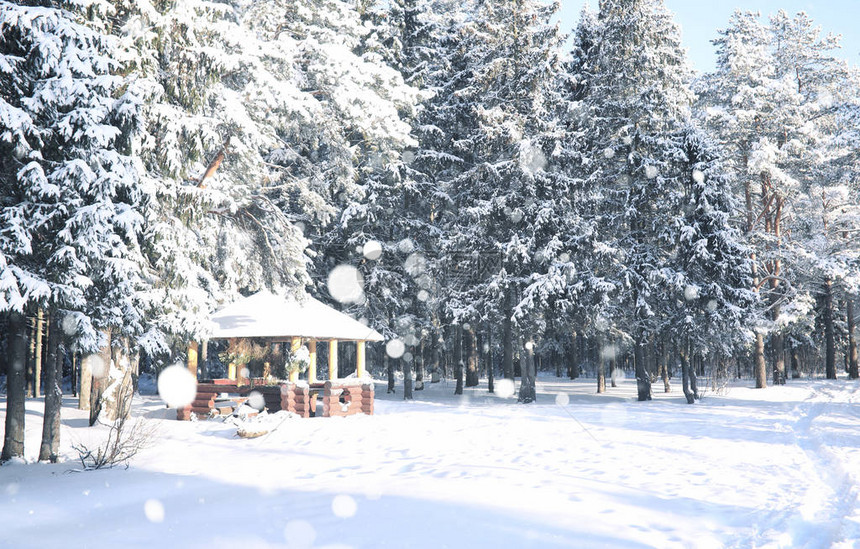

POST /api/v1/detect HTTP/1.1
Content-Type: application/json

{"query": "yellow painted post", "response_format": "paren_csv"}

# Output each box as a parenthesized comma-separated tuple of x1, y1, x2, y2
(308, 340, 317, 382)
(356, 340, 366, 379)
(329, 340, 338, 380)
(187, 341, 199, 380)
(290, 337, 301, 382)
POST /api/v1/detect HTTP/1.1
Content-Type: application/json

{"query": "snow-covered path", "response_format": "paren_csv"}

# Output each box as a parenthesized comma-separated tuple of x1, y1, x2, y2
(2, 377, 859, 548)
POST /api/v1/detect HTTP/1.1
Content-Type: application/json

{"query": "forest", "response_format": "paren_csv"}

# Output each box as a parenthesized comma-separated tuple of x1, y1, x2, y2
(1, 0, 859, 465)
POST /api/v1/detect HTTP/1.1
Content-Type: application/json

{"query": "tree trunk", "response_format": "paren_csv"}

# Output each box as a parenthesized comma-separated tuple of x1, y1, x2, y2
(79, 351, 93, 410)
(518, 341, 536, 403)
(754, 332, 767, 388)
(89, 329, 112, 426)
(680, 348, 695, 404)
(403, 357, 413, 400)
(502, 302, 513, 380)
(465, 328, 479, 387)
(659, 340, 670, 392)
(26, 317, 35, 397)
(2, 312, 28, 462)
(39, 313, 62, 462)
(610, 358, 617, 388)
(847, 299, 858, 380)
(486, 324, 494, 393)
(415, 340, 425, 390)
(634, 340, 651, 401)
(385, 353, 395, 393)
(34, 309, 43, 398)
(454, 325, 463, 395)
(597, 355, 606, 394)
(790, 341, 801, 379)
(771, 308, 785, 385)
(823, 278, 837, 379)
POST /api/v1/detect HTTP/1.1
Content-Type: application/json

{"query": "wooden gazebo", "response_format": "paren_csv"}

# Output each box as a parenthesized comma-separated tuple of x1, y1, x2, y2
(180, 291, 383, 420)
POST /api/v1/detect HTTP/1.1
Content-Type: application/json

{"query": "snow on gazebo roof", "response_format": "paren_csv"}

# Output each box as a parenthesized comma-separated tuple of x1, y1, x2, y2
(208, 291, 383, 342)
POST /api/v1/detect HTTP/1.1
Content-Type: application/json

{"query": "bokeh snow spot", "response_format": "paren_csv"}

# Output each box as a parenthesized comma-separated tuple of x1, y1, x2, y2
(284, 519, 316, 549)
(707, 299, 718, 312)
(327, 265, 364, 304)
(524, 341, 534, 351)
(61, 315, 77, 336)
(402, 352, 414, 363)
(558, 252, 570, 263)
(5, 483, 19, 496)
(88, 355, 107, 378)
(417, 289, 429, 302)
(397, 238, 415, 254)
(645, 165, 658, 179)
(495, 378, 515, 398)
(617, 174, 630, 186)
(404, 253, 427, 278)
(240, 367, 250, 380)
(684, 285, 700, 301)
(157, 365, 198, 408)
(692, 170, 705, 184)
(362, 240, 382, 261)
(622, 135, 633, 145)
(331, 494, 357, 518)
(386, 339, 406, 359)
(555, 393, 570, 406)
(603, 147, 615, 159)
(144, 499, 165, 523)
(509, 208, 524, 223)
(247, 391, 265, 411)
(520, 140, 547, 174)
(599, 345, 618, 361)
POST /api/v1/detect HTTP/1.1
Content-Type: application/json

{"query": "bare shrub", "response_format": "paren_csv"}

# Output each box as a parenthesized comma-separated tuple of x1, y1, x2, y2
(72, 379, 157, 470)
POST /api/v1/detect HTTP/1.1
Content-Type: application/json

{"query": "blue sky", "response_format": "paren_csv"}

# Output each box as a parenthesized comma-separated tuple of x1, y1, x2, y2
(556, 1, 860, 73)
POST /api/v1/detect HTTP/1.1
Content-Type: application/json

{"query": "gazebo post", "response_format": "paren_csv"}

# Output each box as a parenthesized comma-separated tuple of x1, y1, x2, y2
(290, 337, 301, 382)
(308, 340, 317, 382)
(356, 340, 366, 378)
(329, 340, 338, 380)
(187, 341, 199, 380)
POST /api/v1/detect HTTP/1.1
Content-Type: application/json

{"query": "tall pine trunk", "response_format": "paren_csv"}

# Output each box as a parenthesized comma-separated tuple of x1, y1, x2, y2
(848, 299, 858, 380)
(634, 340, 651, 401)
(453, 325, 463, 395)
(680, 347, 695, 404)
(39, 313, 62, 462)
(823, 278, 837, 379)
(385, 353, 395, 393)
(754, 333, 767, 388)
(465, 328, 479, 387)
(34, 309, 43, 398)
(502, 299, 513, 380)
(486, 324, 494, 393)
(597, 353, 606, 394)
(403, 357, 413, 400)
(89, 329, 112, 426)
(518, 341, 536, 403)
(415, 340, 425, 390)
(2, 312, 28, 462)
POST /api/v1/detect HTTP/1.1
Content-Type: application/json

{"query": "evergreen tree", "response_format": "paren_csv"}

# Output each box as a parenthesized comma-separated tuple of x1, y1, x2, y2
(1, 0, 143, 455)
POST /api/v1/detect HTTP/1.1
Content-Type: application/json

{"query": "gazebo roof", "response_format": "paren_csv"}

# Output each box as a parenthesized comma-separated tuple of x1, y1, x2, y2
(208, 291, 383, 342)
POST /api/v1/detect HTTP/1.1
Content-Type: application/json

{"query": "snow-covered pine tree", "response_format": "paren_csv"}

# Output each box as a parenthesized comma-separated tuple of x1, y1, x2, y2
(112, 0, 313, 360)
(698, 10, 859, 382)
(430, 0, 564, 401)
(243, 0, 420, 390)
(0, 0, 145, 453)
(569, 0, 749, 401)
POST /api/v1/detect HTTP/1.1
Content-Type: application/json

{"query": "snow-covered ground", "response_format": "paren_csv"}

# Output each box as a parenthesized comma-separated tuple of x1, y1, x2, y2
(2, 375, 859, 549)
